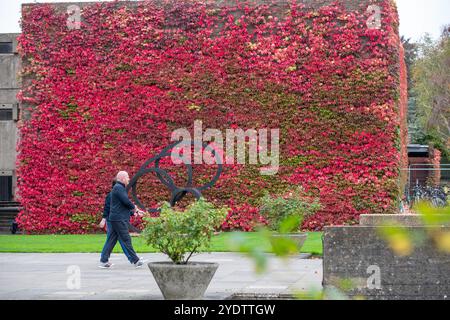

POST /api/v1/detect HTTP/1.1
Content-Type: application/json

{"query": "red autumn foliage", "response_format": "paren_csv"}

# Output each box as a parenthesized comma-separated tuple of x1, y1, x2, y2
(221, 201, 267, 232)
(16, 0, 407, 234)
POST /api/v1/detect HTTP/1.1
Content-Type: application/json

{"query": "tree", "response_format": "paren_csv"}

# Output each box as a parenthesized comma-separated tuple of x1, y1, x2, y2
(410, 26, 450, 158)
(402, 36, 420, 144)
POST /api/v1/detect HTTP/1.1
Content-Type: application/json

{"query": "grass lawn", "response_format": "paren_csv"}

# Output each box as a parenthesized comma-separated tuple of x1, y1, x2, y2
(0, 232, 323, 255)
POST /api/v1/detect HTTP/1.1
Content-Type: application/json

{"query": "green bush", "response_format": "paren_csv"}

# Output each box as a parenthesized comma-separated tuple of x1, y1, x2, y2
(142, 199, 228, 264)
(259, 188, 321, 232)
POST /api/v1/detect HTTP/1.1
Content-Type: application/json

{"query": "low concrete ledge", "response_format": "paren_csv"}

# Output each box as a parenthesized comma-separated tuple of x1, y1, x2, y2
(360, 214, 450, 226)
(359, 214, 423, 226)
(323, 226, 450, 300)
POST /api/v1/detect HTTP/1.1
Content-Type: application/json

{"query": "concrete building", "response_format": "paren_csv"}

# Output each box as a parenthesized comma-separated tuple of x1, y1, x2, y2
(0, 33, 20, 202)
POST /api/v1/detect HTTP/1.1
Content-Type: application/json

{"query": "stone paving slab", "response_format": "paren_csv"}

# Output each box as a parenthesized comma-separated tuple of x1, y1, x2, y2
(0, 253, 322, 300)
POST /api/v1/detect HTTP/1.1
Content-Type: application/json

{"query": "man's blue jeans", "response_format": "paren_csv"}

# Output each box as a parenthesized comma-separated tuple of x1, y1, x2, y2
(100, 221, 133, 263)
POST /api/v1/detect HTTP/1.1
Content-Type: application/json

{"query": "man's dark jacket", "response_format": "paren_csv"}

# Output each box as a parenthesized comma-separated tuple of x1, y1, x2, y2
(102, 192, 112, 219)
(108, 182, 135, 222)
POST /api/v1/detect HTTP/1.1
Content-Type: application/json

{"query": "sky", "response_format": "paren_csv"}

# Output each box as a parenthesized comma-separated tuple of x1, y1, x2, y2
(0, 0, 449, 41)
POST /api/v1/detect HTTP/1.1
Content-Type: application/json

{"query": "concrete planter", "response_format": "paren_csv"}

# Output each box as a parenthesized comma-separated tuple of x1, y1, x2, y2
(271, 232, 308, 251)
(148, 262, 218, 300)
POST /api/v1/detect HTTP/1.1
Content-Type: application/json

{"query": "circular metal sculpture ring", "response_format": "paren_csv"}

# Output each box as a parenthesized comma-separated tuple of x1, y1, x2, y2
(127, 140, 223, 213)
(169, 187, 202, 207)
(153, 144, 193, 190)
(194, 142, 223, 192)
(129, 167, 177, 213)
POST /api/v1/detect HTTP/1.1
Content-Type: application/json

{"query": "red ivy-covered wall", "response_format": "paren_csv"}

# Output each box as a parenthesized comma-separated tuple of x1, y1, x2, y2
(16, 0, 407, 233)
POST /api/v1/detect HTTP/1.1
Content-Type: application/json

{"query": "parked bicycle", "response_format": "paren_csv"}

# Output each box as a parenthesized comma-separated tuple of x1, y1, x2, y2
(412, 184, 448, 207)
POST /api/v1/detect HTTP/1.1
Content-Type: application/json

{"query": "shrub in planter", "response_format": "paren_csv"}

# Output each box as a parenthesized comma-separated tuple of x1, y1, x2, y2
(143, 198, 228, 299)
(260, 187, 321, 232)
(259, 187, 321, 252)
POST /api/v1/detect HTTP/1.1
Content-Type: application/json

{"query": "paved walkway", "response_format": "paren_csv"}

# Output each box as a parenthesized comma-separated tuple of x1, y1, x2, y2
(0, 253, 322, 299)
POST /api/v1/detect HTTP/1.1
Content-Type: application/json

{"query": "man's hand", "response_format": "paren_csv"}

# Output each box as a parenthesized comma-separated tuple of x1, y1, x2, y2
(99, 218, 106, 229)
(136, 209, 145, 217)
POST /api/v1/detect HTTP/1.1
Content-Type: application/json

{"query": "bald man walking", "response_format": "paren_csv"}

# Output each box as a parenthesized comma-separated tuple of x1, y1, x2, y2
(99, 171, 143, 269)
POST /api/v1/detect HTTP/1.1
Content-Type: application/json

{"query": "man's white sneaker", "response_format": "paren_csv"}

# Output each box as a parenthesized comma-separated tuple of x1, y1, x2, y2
(98, 262, 113, 269)
(134, 261, 144, 268)
(139, 257, 148, 263)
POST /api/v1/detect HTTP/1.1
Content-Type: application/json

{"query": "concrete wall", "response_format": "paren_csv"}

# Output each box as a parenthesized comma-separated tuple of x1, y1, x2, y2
(0, 33, 20, 200)
(323, 226, 450, 300)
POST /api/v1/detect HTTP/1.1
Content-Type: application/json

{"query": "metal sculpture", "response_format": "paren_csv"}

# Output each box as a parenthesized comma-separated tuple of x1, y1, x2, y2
(127, 140, 223, 212)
